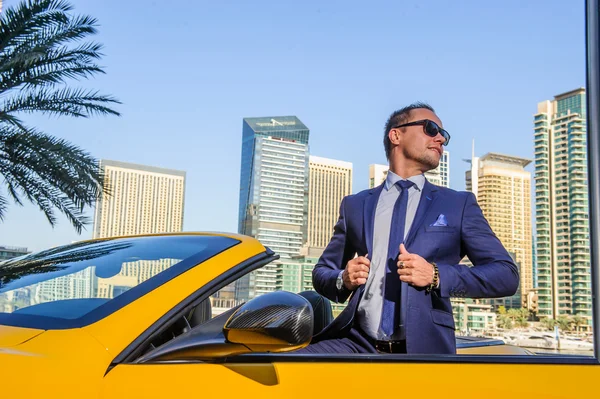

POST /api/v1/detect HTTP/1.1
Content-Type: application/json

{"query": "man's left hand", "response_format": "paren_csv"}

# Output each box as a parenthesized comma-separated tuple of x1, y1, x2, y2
(397, 243, 434, 287)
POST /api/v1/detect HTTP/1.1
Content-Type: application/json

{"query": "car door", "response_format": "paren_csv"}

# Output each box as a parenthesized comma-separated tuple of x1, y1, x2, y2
(100, 352, 599, 398)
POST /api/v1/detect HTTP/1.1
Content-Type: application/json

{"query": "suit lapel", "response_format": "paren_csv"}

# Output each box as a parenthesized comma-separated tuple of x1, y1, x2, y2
(363, 184, 384, 256)
(404, 180, 440, 247)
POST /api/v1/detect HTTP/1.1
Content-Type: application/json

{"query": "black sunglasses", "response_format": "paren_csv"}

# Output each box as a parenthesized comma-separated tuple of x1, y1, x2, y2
(393, 119, 451, 146)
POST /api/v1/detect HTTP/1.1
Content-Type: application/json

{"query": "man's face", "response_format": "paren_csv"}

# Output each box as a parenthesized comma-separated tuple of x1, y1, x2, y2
(389, 108, 445, 172)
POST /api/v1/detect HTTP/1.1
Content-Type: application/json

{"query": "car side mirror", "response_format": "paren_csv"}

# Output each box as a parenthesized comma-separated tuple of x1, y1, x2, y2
(137, 291, 313, 363)
(224, 290, 313, 352)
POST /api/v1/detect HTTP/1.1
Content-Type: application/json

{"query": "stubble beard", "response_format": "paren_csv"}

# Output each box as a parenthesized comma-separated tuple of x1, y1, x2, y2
(404, 147, 440, 173)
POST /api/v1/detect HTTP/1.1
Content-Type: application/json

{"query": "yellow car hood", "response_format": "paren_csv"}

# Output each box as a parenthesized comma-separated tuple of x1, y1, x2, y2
(0, 325, 44, 347)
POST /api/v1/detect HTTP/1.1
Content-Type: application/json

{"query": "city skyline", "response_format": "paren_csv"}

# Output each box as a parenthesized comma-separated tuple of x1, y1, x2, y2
(3, 87, 593, 328)
(0, 0, 584, 253)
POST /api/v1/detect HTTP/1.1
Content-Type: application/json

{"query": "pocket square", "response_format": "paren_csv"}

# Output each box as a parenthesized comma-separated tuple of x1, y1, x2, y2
(430, 214, 448, 227)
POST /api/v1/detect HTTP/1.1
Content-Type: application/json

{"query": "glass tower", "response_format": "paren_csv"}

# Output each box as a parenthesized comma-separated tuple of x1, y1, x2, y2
(237, 116, 310, 299)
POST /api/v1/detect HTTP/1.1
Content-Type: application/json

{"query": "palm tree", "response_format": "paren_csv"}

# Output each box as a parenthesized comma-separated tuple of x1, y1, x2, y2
(497, 315, 513, 330)
(570, 315, 587, 333)
(505, 308, 529, 329)
(540, 317, 555, 331)
(556, 315, 570, 332)
(507, 308, 521, 321)
(0, 0, 120, 233)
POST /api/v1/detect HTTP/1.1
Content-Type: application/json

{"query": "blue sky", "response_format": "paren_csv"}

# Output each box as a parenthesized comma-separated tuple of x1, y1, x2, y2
(0, 0, 586, 252)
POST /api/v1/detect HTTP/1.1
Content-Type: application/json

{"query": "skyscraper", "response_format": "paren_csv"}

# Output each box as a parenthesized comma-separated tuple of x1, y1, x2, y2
(237, 116, 310, 299)
(368, 150, 450, 188)
(0, 246, 29, 261)
(534, 88, 591, 327)
(465, 152, 533, 309)
(424, 151, 450, 187)
(93, 160, 186, 238)
(369, 163, 390, 189)
(307, 156, 353, 249)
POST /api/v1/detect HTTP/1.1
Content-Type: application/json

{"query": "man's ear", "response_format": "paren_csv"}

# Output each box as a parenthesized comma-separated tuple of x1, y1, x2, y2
(389, 128, 401, 145)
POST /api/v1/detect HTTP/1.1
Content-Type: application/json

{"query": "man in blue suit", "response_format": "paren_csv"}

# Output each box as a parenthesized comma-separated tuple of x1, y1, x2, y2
(302, 103, 519, 354)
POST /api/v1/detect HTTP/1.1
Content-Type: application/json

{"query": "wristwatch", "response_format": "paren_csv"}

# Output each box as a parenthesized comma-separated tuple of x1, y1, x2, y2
(336, 270, 344, 291)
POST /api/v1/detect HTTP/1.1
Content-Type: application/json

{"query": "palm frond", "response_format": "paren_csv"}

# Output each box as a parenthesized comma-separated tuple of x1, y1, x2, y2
(0, 1, 72, 52)
(0, 192, 8, 221)
(0, 24, 102, 92)
(0, 0, 120, 232)
(0, 14, 99, 70)
(0, 125, 106, 232)
(0, 41, 104, 77)
(0, 87, 121, 121)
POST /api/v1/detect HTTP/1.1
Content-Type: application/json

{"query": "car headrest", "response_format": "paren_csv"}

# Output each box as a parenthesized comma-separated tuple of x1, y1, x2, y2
(189, 298, 212, 328)
(297, 290, 333, 335)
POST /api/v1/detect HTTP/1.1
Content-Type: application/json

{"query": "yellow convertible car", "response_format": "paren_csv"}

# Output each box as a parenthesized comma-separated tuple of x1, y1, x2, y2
(0, 233, 597, 398)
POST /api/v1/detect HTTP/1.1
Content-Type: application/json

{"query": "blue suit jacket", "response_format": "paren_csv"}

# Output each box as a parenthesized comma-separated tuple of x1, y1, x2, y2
(312, 180, 519, 354)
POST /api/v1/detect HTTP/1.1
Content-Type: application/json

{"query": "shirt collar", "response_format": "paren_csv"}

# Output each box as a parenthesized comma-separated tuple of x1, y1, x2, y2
(384, 170, 426, 192)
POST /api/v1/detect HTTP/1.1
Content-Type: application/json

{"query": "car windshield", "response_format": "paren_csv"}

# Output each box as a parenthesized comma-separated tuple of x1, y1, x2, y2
(0, 235, 239, 328)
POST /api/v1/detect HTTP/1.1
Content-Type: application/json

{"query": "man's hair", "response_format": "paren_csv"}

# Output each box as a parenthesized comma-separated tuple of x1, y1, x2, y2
(383, 102, 435, 160)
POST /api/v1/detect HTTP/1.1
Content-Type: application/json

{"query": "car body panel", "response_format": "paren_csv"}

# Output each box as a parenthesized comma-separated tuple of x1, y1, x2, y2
(0, 325, 44, 347)
(1, 232, 598, 398)
(1, 328, 110, 397)
(100, 360, 598, 398)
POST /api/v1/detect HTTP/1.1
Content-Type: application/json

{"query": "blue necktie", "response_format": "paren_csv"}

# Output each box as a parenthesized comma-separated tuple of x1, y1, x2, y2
(380, 179, 415, 339)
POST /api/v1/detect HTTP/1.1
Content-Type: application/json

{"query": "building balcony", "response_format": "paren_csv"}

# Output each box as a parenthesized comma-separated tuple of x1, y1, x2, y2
(572, 262, 591, 269)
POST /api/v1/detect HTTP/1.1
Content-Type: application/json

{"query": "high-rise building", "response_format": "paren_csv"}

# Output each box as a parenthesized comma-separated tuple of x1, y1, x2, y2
(534, 88, 591, 327)
(93, 160, 186, 239)
(237, 116, 310, 299)
(369, 150, 450, 188)
(424, 151, 450, 187)
(465, 152, 533, 309)
(307, 156, 353, 249)
(452, 298, 497, 335)
(369, 163, 390, 189)
(97, 260, 177, 299)
(33, 268, 95, 303)
(532, 235, 538, 288)
(0, 246, 29, 261)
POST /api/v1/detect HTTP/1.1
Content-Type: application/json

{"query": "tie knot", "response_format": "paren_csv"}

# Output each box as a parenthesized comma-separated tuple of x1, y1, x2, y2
(396, 179, 415, 191)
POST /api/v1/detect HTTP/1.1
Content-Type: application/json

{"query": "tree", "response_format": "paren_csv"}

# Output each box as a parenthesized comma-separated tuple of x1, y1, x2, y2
(518, 307, 530, 320)
(556, 315, 570, 332)
(0, 0, 120, 233)
(570, 316, 587, 332)
(505, 308, 529, 328)
(497, 316, 512, 330)
(507, 308, 521, 321)
(496, 305, 513, 330)
(540, 317, 555, 331)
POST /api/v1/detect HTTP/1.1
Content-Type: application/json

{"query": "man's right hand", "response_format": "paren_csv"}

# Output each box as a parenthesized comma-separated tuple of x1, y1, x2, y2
(342, 254, 370, 290)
